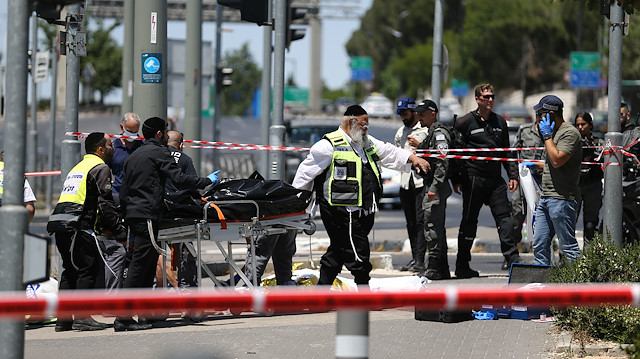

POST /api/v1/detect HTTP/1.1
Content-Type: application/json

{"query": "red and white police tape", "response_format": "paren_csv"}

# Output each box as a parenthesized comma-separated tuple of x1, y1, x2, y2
(3, 284, 640, 320)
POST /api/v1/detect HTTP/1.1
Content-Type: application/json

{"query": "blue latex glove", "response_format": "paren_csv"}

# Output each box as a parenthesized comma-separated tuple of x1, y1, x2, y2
(522, 161, 537, 171)
(207, 170, 220, 186)
(539, 113, 555, 140)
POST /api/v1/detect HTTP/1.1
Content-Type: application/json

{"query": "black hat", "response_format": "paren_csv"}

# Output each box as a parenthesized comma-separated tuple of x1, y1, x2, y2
(344, 105, 367, 117)
(142, 117, 166, 139)
(533, 95, 564, 112)
(415, 99, 438, 113)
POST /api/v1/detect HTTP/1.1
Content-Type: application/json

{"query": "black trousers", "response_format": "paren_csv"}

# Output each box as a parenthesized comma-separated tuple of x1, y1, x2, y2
(56, 230, 101, 291)
(457, 175, 518, 264)
(318, 200, 375, 285)
(123, 219, 159, 289)
(399, 185, 426, 264)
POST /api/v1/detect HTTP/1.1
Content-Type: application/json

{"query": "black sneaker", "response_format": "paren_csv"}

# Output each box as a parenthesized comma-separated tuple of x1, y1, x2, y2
(455, 266, 480, 278)
(424, 269, 452, 280)
(399, 259, 416, 271)
(113, 319, 152, 332)
(502, 256, 521, 271)
(408, 263, 425, 273)
(54, 320, 73, 332)
(72, 318, 107, 331)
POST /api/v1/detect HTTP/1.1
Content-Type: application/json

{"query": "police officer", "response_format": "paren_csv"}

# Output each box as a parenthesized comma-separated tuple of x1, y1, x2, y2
(510, 122, 544, 252)
(621, 103, 640, 179)
(393, 97, 429, 272)
(415, 100, 452, 280)
(116, 117, 219, 331)
(47, 132, 127, 332)
(292, 105, 430, 286)
(453, 84, 520, 277)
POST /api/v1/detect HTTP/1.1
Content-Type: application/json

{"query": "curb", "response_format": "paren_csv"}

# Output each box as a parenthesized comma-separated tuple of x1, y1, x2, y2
(554, 331, 630, 357)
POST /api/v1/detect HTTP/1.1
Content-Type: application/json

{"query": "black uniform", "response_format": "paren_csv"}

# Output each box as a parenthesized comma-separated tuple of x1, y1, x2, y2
(577, 135, 603, 247)
(453, 111, 520, 275)
(120, 138, 211, 290)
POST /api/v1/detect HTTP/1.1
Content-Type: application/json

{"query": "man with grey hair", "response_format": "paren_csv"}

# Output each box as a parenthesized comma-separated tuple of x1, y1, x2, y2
(100, 112, 142, 291)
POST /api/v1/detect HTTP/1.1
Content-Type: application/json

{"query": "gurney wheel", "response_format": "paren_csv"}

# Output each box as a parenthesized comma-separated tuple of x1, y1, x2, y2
(303, 220, 316, 235)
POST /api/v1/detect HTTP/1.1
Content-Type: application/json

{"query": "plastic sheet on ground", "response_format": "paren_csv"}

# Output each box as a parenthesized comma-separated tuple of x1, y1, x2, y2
(25, 277, 58, 323)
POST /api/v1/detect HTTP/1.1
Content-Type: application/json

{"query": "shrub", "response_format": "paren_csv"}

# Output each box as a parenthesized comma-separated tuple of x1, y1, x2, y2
(547, 234, 640, 344)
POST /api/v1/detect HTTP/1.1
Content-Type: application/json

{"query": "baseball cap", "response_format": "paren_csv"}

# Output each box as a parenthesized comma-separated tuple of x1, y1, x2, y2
(395, 97, 416, 114)
(533, 95, 564, 112)
(414, 99, 438, 113)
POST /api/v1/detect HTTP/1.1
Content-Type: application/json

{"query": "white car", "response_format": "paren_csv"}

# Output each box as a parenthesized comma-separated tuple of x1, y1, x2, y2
(361, 94, 394, 118)
(380, 167, 402, 209)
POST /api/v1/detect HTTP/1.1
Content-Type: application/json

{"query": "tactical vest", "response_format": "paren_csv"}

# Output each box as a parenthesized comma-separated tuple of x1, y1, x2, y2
(322, 130, 381, 207)
(47, 154, 104, 233)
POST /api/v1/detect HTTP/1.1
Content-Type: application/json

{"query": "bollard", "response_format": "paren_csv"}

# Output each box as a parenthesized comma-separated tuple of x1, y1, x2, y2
(336, 309, 369, 359)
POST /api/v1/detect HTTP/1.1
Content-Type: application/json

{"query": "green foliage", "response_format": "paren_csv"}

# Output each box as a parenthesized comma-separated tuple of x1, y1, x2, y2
(220, 43, 261, 116)
(548, 235, 640, 343)
(322, 86, 351, 102)
(80, 20, 122, 104)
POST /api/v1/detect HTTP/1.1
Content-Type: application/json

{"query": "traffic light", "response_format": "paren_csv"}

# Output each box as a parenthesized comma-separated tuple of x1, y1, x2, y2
(286, 1, 307, 50)
(31, 0, 84, 24)
(216, 67, 233, 90)
(218, 0, 269, 26)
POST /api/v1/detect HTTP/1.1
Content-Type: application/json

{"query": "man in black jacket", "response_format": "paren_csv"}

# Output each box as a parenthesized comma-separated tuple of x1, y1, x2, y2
(452, 84, 520, 277)
(115, 117, 218, 331)
(48, 132, 127, 332)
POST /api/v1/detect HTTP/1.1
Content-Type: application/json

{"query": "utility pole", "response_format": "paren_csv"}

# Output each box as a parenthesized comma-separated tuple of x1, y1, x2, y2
(133, 0, 167, 122)
(269, 0, 287, 180)
(308, 7, 321, 114)
(213, 4, 223, 169)
(29, 14, 38, 178)
(120, 0, 134, 113)
(61, 3, 85, 181)
(0, 0, 29, 357)
(603, 1, 625, 247)
(46, 44, 59, 213)
(184, 0, 202, 173)
(430, 0, 443, 109)
(260, 0, 273, 176)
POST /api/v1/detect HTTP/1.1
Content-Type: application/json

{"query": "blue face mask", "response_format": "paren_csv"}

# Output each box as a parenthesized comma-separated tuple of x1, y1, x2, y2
(123, 130, 139, 142)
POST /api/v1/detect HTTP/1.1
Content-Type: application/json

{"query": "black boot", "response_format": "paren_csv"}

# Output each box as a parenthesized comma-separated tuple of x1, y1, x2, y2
(113, 318, 152, 332)
(72, 317, 107, 331)
(54, 319, 73, 332)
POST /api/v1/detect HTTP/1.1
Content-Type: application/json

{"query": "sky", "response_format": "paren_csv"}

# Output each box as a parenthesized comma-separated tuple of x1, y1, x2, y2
(0, 0, 373, 103)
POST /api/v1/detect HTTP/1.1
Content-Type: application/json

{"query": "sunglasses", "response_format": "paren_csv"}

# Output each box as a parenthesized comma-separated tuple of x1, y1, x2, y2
(480, 94, 495, 100)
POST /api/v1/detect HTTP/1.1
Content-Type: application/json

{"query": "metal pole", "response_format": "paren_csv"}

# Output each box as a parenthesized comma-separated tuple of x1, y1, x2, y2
(269, 0, 287, 181)
(260, 0, 273, 176)
(184, 0, 202, 174)
(213, 4, 222, 169)
(430, 0, 443, 109)
(120, 0, 134, 113)
(603, 2, 624, 247)
(133, 0, 167, 122)
(61, 3, 84, 182)
(336, 310, 369, 359)
(0, 0, 29, 357)
(46, 47, 59, 213)
(29, 15, 38, 176)
(308, 10, 321, 114)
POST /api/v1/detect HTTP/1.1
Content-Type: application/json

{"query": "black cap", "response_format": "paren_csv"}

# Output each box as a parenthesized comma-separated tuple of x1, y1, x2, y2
(344, 105, 367, 117)
(142, 117, 166, 139)
(414, 99, 438, 113)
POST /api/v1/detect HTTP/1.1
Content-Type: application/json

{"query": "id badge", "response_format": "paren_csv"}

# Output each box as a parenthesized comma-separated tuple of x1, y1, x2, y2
(334, 166, 347, 180)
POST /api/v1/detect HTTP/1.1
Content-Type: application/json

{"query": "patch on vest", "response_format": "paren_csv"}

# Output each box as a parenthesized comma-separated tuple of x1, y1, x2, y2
(61, 171, 85, 195)
(334, 166, 347, 180)
(437, 143, 449, 155)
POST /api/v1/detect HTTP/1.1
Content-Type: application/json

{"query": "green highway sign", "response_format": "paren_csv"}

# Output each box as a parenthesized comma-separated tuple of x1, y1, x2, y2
(570, 52, 600, 71)
(350, 56, 373, 70)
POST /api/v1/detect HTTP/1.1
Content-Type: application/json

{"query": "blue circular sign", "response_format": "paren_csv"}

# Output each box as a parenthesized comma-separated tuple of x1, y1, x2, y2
(144, 57, 160, 74)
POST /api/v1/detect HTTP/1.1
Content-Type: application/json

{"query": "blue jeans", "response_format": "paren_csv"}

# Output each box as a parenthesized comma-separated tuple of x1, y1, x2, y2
(533, 197, 581, 265)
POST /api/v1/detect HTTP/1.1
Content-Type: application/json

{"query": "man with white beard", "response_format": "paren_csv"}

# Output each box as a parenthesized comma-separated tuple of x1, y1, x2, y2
(293, 105, 431, 286)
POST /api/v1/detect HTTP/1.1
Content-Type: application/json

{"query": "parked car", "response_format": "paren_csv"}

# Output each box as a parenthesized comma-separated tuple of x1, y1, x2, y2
(494, 103, 533, 130)
(438, 98, 464, 125)
(380, 167, 401, 209)
(361, 93, 394, 118)
(334, 97, 357, 115)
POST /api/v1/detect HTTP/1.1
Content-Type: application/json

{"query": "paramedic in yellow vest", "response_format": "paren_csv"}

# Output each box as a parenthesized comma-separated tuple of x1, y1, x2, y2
(0, 151, 36, 221)
(293, 105, 431, 285)
(47, 132, 127, 332)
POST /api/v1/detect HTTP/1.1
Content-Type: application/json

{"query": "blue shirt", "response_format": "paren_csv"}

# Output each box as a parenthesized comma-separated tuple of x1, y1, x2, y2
(107, 138, 143, 194)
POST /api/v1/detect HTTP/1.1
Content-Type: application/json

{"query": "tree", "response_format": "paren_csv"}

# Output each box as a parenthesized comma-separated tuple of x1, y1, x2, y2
(81, 20, 122, 105)
(220, 43, 261, 116)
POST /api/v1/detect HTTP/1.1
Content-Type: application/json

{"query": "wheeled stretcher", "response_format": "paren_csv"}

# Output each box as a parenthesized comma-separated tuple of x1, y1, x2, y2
(156, 200, 316, 288)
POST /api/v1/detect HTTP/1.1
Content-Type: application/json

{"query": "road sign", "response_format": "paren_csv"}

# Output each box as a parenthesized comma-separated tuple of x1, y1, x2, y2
(350, 56, 372, 70)
(141, 53, 162, 84)
(351, 68, 373, 82)
(34, 51, 49, 83)
(451, 78, 469, 97)
(570, 52, 600, 89)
